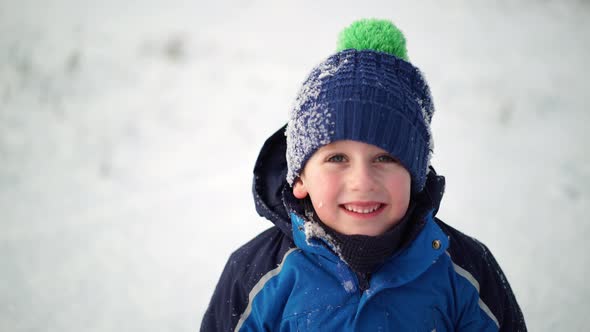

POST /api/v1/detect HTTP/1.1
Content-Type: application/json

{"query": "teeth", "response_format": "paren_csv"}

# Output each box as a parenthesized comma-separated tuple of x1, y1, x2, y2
(344, 204, 381, 214)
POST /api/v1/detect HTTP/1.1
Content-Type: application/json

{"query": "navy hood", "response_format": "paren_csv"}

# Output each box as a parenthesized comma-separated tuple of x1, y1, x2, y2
(252, 125, 446, 239)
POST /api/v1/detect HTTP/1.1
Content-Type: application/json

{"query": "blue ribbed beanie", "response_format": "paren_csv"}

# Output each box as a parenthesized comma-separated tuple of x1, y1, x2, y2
(285, 19, 435, 193)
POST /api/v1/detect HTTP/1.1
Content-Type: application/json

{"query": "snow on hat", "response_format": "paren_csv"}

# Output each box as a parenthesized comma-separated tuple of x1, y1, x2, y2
(285, 18, 435, 193)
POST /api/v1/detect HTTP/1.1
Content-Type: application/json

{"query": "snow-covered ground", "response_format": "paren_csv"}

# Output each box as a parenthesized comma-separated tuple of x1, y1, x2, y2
(1, 0, 588, 331)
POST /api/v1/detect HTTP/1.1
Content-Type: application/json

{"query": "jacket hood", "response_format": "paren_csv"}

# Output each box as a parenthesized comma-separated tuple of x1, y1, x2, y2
(252, 125, 446, 239)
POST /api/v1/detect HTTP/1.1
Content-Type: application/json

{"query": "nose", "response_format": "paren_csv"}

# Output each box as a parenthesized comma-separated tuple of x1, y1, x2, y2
(348, 162, 377, 192)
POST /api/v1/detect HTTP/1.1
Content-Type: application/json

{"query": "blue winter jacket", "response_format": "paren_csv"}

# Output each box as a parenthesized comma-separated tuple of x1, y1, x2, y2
(201, 126, 526, 331)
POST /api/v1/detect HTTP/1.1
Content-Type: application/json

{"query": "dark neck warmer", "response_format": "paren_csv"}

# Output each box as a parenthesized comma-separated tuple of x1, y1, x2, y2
(303, 198, 416, 276)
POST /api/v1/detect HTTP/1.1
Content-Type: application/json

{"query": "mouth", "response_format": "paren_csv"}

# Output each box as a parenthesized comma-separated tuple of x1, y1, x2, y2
(340, 202, 386, 217)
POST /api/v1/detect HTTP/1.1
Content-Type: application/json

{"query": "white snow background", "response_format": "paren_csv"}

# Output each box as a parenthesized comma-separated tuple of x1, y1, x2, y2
(1, 0, 589, 331)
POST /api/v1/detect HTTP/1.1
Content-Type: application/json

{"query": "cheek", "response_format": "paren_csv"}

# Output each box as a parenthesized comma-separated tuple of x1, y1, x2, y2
(307, 174, 340, 203)
(386, 173, 411, 200)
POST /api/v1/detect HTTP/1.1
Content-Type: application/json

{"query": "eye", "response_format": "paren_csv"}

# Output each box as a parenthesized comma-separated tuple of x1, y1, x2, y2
(375, 154, 397, 163)
(326, 154, 346, 163)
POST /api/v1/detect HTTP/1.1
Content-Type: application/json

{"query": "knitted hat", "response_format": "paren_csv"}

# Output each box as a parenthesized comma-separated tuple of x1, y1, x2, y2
(285, 18, 435, 193)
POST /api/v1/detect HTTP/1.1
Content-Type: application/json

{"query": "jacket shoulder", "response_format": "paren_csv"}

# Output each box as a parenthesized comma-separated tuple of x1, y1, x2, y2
(201, 226, 295, 332)
(230, 226, 296, 290)
(435, 218, 527, 332)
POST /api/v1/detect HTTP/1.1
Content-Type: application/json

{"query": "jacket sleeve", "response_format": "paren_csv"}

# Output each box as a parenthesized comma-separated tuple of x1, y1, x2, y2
(200, 227, 293, 332)
(438, 219, 527, 331)
(477, 241, 527, 332)
(200, 252, 248, 332)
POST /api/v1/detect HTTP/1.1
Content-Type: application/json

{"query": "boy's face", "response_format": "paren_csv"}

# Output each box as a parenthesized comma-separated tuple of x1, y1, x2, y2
(293, 140, 411, 236)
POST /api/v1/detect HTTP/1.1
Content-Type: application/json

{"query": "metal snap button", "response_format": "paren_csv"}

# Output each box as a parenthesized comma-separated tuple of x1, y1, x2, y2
(432, 239, 441, 250)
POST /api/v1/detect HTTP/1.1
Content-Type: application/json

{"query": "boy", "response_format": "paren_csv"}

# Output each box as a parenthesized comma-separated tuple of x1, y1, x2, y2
(201, 19, 526, 331)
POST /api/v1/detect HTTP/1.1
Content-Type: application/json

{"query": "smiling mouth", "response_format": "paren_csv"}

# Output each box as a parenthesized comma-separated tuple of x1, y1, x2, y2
(340, 203, 385, 215)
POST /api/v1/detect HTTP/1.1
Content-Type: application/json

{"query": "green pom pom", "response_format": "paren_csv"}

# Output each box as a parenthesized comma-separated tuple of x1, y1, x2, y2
(336, 18, 408, 61)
